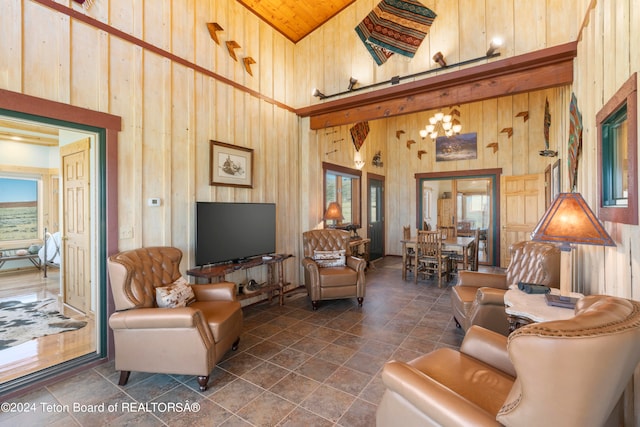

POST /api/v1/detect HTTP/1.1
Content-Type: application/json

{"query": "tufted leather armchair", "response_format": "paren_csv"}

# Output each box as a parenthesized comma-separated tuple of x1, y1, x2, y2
(301, 229, 367, 310)
(107, 246, 242, 391)
(378, 295, 640, 427)
(451, 241, 560, 335)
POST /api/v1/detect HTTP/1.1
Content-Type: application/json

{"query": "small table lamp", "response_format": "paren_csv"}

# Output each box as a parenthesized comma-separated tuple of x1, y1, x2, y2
(324, 202, 344, 228)
(531, 192, 616, 296)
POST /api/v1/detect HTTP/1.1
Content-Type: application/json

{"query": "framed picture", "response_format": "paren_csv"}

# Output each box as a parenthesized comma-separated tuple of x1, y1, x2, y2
(209, 140, 254, 188)
(551, 159, 561, 201)
(435, 132, 477, 162)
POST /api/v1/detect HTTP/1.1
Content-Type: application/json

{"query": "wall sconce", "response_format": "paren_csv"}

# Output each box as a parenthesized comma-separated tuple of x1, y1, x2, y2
(354, 150, 365, 170)
(433, 51, 447, 68)
(372, 151, 383, 167)
(312, 88, 327, 99)
(347, 77, 358, 91)
(486, 37, 503, 56)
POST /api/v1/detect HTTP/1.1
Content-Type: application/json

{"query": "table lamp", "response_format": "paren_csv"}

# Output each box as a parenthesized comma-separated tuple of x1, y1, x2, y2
(324, 202, 343, 228)
(531, 192, 616, 296)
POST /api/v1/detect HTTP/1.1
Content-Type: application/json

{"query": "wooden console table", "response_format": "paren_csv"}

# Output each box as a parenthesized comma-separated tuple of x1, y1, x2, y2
(187, 254, 293, 306)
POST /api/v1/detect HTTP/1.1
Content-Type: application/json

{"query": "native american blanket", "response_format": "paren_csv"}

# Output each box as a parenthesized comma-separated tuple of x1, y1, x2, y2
(350, 121, 370, 151)
(355, 0, 436, 65)
(568, 93, 583, 191)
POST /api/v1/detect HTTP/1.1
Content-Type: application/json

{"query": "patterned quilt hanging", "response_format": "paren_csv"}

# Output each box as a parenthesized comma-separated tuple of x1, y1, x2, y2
(355, 0, 437, 65)
(350, 121, 370, 151)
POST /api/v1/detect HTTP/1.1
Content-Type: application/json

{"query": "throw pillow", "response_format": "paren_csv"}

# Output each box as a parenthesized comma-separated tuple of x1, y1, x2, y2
(156, 277, 196, 308)
(313, 249, 346, 267)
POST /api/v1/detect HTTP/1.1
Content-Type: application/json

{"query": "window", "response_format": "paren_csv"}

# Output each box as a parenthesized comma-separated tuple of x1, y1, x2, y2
(323, 162, 361, 227)
(0, 176, 40, 242)
(597, 73, 637, 225)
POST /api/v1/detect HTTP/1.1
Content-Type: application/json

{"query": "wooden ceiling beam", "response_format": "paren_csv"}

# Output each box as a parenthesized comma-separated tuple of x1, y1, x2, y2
(297, 42, 578, 130)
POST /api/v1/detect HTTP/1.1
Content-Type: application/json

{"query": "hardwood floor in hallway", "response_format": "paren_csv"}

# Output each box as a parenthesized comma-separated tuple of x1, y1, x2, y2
(0, 269, 96, 384)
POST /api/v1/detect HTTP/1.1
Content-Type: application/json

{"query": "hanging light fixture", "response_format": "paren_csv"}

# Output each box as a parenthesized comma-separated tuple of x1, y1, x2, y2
(420, 108, 462, 140)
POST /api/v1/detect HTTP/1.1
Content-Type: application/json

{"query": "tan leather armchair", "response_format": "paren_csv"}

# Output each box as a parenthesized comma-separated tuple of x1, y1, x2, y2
(107, 246, 243, 391)
(451, 240, 560, 335)
(302, 229, 366, 310)
(377, 295, 640, 427)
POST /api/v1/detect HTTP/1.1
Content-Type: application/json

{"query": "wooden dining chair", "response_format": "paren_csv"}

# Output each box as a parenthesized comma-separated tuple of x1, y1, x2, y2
(414, 230, 451, 287)
(449, 227, 480, 272)
(402, 226, 415, 278)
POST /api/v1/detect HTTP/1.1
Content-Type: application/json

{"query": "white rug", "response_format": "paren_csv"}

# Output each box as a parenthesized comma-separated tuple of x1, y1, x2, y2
(0, 298, 87, 350)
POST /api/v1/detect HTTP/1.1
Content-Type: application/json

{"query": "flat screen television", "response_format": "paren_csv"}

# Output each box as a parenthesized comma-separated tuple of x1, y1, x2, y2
(195, 202, 276, 266)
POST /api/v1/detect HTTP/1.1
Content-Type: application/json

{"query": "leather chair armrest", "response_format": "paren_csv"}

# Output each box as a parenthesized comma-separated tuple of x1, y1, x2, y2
(301, 256, 319, 272)
(381, 360, 502, 426)
(192, 281, 237, 301)
(346, 256, 366, 272)
(475, 287, 507, 305)
(457, 271, 507, 289)
(460, 325, 515, 377)
(109, 307, 208, 330)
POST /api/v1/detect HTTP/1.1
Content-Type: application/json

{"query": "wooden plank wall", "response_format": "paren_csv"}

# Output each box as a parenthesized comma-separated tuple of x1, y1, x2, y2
(0, 0, 299, 285)
(298, 1, 578, 259)
(572, 0, 640, 301)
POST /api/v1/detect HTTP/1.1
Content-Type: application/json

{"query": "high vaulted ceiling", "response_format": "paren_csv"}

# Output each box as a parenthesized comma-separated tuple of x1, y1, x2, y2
(237, 0, 356, 43)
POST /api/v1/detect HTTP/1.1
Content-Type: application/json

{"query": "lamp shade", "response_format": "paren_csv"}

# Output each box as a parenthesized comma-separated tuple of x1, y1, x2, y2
(324, 202, 344, 222)
(531, 192, 616, 249)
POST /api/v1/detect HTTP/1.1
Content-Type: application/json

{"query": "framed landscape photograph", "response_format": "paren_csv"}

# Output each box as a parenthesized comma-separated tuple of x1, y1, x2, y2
(209, 140, 254, 188)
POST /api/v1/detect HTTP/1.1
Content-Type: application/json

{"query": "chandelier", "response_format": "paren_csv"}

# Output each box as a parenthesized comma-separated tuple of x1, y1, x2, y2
(420, 108, 462, 140)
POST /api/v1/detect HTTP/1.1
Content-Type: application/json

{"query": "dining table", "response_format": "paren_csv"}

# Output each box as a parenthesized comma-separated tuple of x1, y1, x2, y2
(401, 236, 475, 280)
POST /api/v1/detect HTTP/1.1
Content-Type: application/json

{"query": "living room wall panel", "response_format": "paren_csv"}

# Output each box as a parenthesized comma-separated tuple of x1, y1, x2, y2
(570, 0, 639, 306)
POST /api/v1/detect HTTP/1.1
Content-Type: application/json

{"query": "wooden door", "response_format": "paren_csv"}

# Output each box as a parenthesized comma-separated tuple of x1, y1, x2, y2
(61, 138, 91, 313)
(500, 174, 545, 267)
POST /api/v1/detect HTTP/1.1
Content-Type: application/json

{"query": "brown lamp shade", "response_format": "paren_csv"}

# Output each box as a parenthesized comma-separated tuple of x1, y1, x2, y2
(531, 193, 616, 249)
(324, 202, 344, 221)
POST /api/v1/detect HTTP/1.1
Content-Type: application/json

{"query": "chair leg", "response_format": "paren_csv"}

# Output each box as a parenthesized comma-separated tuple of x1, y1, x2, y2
(312, 300, 319, 310)
(232, 337, 240, 351)
(357, 297, 363, 307)
(118, 371, 131, 386)
(197, 375, 209, 391)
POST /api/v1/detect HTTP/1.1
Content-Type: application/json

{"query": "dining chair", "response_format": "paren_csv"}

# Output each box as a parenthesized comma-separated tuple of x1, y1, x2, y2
(448, 227, 480, 273)
(414, 230, 451, 287)
(402, 226, 415, 278)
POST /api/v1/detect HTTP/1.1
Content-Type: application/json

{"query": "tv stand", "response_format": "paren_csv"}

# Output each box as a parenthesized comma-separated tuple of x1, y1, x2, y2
(187, 254, 293, 305)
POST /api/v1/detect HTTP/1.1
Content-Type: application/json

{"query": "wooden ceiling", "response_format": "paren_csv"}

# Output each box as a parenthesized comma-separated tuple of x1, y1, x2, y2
(237, 0, 356, 43)
(0, 117, 58, 146)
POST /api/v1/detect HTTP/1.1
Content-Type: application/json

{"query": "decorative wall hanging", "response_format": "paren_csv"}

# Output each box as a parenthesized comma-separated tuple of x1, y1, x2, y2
(226, 41, 241, 61)
(72, 0, 94, 9)
(500, 127, 513, 138)
(568, 92, 583, 191)
(516, 111, 529, 121)
(539, 97, 558, 157)
(372, 151, 384, 167)
(206, 23, 224, 44)
(486, 142, 499, 153)
(209, 141, 253, 188)
(355, 0, 437, 66)
(243, 57, 256, 76)
(406, 139, 416, 149)
(417, 150, 427, 159)
(350, 121, 370, 152)
(396, 130, 405, 139)
(436, 133, 477, 162)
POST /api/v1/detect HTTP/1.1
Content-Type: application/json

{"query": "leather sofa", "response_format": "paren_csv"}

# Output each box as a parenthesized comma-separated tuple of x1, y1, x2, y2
(301, 229, 366, 310)
(377, 295, 640, 427)
(451, 240, 560, 335)
(107, 246, 243, 391)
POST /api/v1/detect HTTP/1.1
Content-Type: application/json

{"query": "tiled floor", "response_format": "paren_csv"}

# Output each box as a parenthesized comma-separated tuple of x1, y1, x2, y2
(0, 257, 467, 426)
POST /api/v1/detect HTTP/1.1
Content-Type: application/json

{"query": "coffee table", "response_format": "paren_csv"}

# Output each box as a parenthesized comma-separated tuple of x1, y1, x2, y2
(504, 285, 584, 332)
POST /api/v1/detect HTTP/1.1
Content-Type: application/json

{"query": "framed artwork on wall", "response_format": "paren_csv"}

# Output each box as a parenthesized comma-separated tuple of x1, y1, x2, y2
(209, 140, 254, 188)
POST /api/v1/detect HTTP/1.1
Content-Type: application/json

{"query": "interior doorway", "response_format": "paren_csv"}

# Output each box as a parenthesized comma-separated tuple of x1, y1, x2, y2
(367, 173, 385, 261)
(417, 169, 502, 266)
(0, 113, 103, 393)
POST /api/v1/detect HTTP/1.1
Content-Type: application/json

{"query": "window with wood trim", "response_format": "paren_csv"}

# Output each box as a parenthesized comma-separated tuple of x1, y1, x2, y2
(597, 73, 638, 225)
(323, 162, 361, 227)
